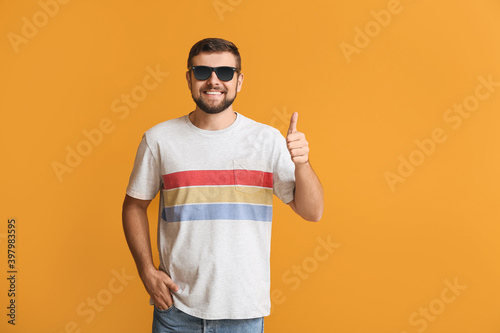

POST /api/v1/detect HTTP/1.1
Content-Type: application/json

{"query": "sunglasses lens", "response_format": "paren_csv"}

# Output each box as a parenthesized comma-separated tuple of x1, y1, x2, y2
(215, 67, 235, 81)
(192, 66, 236, 81)
(193, 66, 212, 81)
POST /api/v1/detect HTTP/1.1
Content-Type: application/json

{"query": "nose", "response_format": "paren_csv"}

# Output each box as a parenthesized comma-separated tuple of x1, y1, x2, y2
(206, 69, 221, 85)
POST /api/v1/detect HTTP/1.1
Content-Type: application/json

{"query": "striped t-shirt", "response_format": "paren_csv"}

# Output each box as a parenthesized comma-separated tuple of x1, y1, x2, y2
(125, 111, 295, 319)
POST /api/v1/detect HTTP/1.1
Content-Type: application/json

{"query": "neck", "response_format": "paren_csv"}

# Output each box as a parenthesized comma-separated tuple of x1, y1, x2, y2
(189, 108, 237, 131)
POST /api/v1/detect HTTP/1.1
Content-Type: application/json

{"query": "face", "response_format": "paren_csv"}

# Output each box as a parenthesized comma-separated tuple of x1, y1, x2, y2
(186, 52, 244, 114)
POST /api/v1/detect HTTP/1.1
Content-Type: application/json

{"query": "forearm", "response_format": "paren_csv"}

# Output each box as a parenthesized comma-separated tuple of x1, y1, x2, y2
(122, 197, 179, 307)
(293, 161, 324, 221)
(122, 202, 156, 277)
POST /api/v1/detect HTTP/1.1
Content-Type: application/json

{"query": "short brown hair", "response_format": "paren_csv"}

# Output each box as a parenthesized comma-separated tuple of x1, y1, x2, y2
(187, 38, 241, 72)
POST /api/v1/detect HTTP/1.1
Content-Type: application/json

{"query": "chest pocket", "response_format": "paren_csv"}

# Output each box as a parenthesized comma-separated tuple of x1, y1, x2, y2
(233, 159, 266, 194)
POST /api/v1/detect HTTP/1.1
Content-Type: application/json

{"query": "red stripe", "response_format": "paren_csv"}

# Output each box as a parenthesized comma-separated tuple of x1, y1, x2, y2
(162, 170, 273, 190)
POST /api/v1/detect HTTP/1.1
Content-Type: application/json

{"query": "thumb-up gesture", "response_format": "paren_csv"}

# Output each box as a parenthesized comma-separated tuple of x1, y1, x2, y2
(286, 112, 309, 165)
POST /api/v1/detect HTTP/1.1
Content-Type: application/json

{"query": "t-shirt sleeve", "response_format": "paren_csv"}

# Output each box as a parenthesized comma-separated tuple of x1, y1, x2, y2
(272, 129, 296, 204)
(125, 133, 162, 200)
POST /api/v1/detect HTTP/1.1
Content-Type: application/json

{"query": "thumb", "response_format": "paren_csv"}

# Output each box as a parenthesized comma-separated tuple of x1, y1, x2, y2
(167, 280, 179, 291)
(287, 112, 298, 135)
(160, 270, 179, 291)
(166, 279, 179, 292)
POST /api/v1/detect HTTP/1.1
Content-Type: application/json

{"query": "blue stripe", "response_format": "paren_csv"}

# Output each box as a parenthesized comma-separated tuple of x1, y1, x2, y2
(161, 203, 273, 222)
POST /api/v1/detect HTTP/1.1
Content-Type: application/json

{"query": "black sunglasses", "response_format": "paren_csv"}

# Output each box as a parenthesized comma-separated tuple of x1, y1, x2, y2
(191, 66, 237, 81)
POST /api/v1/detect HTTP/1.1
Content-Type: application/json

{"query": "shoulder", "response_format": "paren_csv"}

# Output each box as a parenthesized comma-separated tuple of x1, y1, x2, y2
(238, 112, 284, 139)
(143, 114, 186, 142)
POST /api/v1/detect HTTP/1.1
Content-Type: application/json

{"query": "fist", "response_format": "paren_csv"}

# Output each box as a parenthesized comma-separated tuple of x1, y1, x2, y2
(286, 112, 309, 165)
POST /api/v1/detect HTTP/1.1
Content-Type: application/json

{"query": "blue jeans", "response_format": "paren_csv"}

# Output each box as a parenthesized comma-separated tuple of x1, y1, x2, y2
(152, 305, 264, 333)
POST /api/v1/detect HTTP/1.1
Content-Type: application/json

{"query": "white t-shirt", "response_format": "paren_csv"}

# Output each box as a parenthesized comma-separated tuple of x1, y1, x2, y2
(125, 111, 295, 320)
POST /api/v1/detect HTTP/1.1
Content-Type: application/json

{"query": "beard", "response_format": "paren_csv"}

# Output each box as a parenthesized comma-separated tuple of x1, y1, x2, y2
(192, 88, 237, 114)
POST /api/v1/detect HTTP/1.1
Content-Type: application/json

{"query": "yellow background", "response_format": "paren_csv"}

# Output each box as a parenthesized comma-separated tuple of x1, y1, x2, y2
(1, 0, 499, 332)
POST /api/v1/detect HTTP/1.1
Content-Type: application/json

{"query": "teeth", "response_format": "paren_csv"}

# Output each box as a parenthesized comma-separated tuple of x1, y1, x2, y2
(205, 91, 222, 95)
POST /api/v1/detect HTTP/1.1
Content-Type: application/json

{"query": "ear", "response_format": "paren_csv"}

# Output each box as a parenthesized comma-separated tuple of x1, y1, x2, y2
(236, 72, 244, 93)
(186, 70, 192, 90)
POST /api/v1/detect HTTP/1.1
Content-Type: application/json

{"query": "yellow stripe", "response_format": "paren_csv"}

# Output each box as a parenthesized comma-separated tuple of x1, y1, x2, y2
(163, 186, 273, 207)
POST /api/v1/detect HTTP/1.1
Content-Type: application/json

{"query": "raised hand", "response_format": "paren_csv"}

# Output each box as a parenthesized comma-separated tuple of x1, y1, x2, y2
(286, 112, 309, 165)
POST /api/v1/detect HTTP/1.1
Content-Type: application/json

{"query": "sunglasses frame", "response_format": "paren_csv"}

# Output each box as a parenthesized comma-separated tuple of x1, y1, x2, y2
(191, 66, 238, 82)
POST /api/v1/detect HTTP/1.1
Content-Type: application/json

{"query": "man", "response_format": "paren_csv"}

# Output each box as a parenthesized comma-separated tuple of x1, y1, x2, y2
(122, 37, 323, 333)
